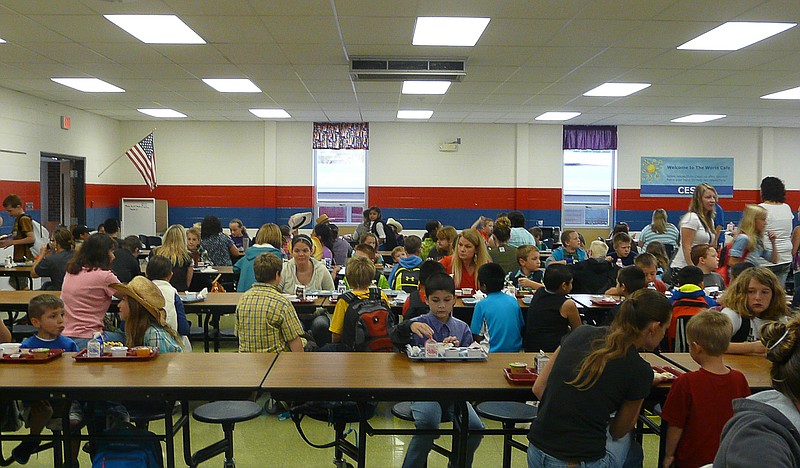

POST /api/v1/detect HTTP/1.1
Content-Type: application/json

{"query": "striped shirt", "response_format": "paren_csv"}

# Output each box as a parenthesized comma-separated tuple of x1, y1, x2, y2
(235, 282, 304, 353)
(639, 223, 680, 250)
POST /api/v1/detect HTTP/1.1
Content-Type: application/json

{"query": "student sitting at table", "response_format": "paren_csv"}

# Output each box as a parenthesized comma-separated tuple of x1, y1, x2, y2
(471, 263, 524, 352)
(200, 215, 238, 266)
(645, 240, 672, 283)
(470, 215, 494, 242)
(440, 229, 491, 292)
(669, 265, 718, 306)
(328, 256, 391, 347)
(110, 235, 142, 284)
(150, 224, 194, 292)
(278, 234, 335, 294)
(388, 236, 423, 291)
(235, 252, 305, 353)
(420, 220, 441, 260)
(112, 275, 183, 353)
(427, 225, 456, 262)
(487, 217, 518, 274)
(403, 260, 447, 321)
(505, 244, 544, 291)
(329, 223, 353, 267)
(507, 211, 536, 247)
(524, 263, 582, 353)
(10, 295, 83, 466)
(529, 226, 548, 251)
(234, 223, 283, 292)
(527, 289, 672, 468)
(186, 227, 210, 266)
(31, 227, 74, 290)
(361, 232, 383, 267)
(390, 245, 406, 264)
(389, 273, 485, 468)
(691, 243, 726, 291)
(227, 218, 250, 252)
(546, 229, 587, 266)
(311, 222, 335, 263)
(661, 310, 750, 468)
(600, 265, 647, 326)
(343, 244, 390, 290)
(633, 253, 669, 293)
(569, 240, 618, 294)
(605, 232, 636, 267)
(146, 256, 192, 350)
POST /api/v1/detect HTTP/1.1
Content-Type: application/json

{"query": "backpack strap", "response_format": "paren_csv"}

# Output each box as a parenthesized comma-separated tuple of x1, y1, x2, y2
(341, 291, 357, 304)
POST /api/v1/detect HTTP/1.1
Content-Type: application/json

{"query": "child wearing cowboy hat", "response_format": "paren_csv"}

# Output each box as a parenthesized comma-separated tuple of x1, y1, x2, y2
(112, 276, 183, 353)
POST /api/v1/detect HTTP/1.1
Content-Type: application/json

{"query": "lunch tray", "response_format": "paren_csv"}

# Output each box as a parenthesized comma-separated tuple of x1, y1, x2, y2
(405, 349, 487, 362)
(73, 348, 159, 362)
(179, 294, 205, 303)
(503, 367, 538, 385)
(0, 349, 65, 363)
(652, 365, 683, 380)
(590, 296, 622, 306)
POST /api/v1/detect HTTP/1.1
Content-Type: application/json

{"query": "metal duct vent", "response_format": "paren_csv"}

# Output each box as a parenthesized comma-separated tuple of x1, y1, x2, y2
(350, 58, 466, 81)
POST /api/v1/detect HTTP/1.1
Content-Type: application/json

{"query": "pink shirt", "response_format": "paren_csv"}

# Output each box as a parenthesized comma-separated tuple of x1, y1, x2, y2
(61, 268, 119, 338)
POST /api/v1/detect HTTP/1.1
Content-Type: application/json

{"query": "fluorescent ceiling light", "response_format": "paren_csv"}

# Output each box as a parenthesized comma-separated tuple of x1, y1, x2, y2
(670, 114, 726, 123)
(535, 112, 581, 121)
(412, 17, 490, 46)
(0, 38, 5, 44)
(137, 108, 186, 118)
(203, 78, 261, 93)
(402, 81, 451, 95)
(678, 22, 796, 51)
(397, 110, 433, 120)
(583, 82, 651, 97)
(51, 78, 125, 93)
(104, 15, 206, 44)
(761, 86, 800, 100)
(249, 108, 291, 119)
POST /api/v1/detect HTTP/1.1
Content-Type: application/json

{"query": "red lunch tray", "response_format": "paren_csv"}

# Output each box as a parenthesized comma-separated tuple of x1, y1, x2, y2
(0, 349, 65, 363)
(73, 348, 159, 362)
(504, 367, 538, 385)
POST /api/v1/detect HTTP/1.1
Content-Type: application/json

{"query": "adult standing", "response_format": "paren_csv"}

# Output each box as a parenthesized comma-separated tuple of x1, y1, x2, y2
(1, 194, 34, 261)
(759, 176, 794, 286)
(671, 183, 718, 271)
(200, 215, 239, 266)
(638, 209, 679, 258)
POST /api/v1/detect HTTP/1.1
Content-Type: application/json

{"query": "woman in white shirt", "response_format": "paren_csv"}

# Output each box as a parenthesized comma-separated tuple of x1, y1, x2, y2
(759, 176, 794, 286)
(671, 183, 718, 270)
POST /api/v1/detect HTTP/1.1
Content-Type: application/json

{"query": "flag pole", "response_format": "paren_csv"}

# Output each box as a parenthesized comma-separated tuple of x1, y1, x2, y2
(96, 129, 156, 178)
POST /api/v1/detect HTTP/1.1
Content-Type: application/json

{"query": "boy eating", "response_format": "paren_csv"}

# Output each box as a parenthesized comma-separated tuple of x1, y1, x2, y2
(472, 263, 524, 352)
(605, 231, 635, 267)
(505, 245, 544, 291)
(633, 252, 669, 293)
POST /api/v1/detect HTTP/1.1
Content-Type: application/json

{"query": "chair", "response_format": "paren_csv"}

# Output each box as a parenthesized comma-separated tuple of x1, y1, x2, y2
(673, 315, 692, 353)
(147, 236, 162, 248)
(138, 234, 149, 249)
(474, 401, 537, 468)
(390, 401, 453, 461)
(187, 400, 261, 468)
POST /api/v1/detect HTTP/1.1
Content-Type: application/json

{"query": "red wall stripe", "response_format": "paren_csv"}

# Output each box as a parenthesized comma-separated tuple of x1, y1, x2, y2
(614, 189, 762, 211)
(86, 184, 312, 208)
(0, 180, 40, 209)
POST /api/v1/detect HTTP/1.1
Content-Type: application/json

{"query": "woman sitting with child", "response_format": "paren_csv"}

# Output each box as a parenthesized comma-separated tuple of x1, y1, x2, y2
(440, 229, 490, 292)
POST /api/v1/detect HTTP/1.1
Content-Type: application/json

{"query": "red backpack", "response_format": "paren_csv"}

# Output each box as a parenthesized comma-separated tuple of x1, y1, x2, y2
(339, 289, 395, 352)
(715, 238, 748, 286)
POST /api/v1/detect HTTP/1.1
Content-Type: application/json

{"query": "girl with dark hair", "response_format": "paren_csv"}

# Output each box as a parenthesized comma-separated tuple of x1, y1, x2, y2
(759, 176, 794, 286)
(527, 289, 672, 467)
(278, 234, 335, 293)
(61, 233, 124, 348)
(31, 227, 75, 290)
(367, 206, 386, 244)
(200, 215, 238, 266)
(311, 223, 335, 262)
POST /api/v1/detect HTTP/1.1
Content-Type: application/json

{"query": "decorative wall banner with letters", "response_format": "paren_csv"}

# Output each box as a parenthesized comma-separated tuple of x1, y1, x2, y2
(640, 157, 734, 197)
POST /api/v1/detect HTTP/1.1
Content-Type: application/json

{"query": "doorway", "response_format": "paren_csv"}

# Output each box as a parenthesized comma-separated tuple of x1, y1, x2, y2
(39, 153, 85, 233)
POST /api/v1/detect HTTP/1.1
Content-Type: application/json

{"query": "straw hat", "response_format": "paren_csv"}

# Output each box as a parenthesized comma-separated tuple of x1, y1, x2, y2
(386, 218, 403, 233)
(288, 211, 312, 230)
(111, 276, 167, 326)
(315, 213, 330, 225)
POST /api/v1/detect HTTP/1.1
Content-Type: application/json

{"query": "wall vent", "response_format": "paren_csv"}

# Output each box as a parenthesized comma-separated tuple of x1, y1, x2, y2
(350, 58, 466, 81)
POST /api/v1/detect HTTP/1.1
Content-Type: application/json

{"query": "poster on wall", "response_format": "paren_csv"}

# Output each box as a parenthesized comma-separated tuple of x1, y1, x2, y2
(640, 157, 734, 198)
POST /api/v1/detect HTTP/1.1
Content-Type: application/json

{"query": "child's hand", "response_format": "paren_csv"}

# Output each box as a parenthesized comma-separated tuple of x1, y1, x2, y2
(768, 231, 777, 243)
(442, 336, 460, 346)
(605, 255, 613, 262)
(410, 322, 434, 340)
(662, 455, 675, 468)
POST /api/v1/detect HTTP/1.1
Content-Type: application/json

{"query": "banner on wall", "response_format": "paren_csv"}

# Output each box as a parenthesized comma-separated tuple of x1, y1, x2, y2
(640, 157, 734, 198)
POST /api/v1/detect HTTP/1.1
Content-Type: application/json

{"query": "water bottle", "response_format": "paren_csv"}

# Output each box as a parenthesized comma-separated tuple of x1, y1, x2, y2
(647, 282, 657, 290)
(369, 279, 379, 297)
(726, 222, 735, 233)
(87, 332, 103, 357)
(337, 281, 347, 296)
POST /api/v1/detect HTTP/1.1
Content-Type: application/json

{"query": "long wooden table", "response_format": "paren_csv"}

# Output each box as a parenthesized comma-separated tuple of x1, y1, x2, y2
(657, 352, 772, 390)
(0, 264, 34, 289)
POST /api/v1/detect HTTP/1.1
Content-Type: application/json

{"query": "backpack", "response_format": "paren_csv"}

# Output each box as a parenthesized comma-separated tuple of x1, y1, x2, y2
(382, 222, 399, 250)
(339, 289, 395, 352)
(91, 426, 163, 468)
(392, 265, 420, 292)
(667, 297, 709, 351)
(20, 214, 49, 257)
(715, 237, 748, 286)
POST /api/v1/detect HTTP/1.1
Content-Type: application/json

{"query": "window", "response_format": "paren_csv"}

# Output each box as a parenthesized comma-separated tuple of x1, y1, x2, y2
(562, 149, 615, 227)
(314, 149, 366, 224)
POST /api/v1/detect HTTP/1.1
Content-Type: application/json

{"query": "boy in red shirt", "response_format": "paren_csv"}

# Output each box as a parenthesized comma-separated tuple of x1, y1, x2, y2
(661, 310, 751, 467)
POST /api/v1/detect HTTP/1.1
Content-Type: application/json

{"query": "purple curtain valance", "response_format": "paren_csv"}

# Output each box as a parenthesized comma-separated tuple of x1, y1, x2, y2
(563, 125, 617, 150)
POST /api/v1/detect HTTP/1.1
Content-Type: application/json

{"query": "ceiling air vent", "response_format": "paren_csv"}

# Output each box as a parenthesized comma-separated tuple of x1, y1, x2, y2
(350, 58, 466, 81)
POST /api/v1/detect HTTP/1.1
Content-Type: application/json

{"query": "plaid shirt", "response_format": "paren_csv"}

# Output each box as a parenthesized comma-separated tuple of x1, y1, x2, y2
(143, 325, 183, 353)
(235, 282, 304, 353)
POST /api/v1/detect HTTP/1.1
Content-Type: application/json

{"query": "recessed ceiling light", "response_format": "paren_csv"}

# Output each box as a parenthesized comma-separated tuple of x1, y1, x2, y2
(137, 108, 187, 118)
(583, 82, 651, 97)
(678, 22, 796, 51)
(397, 110, 433, 120)
(249, 109, 291, 119)
(0, 38, 6, 44)
(104, 15, 206, 44)
(412, 17, 490, 46)
(761, 85, 800, 100)
(51, 78, 125, 93)
(535, 112, 581, 121)
(202, 79, 261, 93)
(402, 81, 451, 95)
(670, 114, 726, 123)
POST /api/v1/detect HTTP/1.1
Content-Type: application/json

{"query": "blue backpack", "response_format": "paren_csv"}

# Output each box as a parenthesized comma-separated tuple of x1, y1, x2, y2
(91, 427, 163, 468)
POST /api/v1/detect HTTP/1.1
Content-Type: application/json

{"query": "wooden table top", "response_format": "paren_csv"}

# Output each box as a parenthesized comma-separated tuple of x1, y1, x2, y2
(263, 352, 535, 401)
(567, 293, 622, 309)
(0, 265, 33, 276)
(182, 293, 325, 311)
(0, 352, 276, 399)
(0, 290, 60, 306)
(193, 265, 234, 275)
(658, 352, 772, 390)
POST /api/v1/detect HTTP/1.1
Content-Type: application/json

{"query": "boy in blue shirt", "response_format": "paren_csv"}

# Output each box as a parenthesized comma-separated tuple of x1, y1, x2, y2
(505, 245, 544, 291)
(390, 273, 485, 468)
(546, 229, 587, 266)
(472, 263, 524, 352)
(14, 295, 80, 464)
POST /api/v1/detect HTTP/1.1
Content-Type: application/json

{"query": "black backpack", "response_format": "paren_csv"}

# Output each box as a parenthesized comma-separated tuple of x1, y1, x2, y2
(382, 223, 399, 250)
(392, 265, 420, 292)
(339, 289, 395, 352)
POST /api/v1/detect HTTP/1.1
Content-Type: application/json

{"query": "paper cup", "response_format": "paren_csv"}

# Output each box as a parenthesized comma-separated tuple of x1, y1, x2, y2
(110, 346, 128, 357)
(1, 343, 21, 355)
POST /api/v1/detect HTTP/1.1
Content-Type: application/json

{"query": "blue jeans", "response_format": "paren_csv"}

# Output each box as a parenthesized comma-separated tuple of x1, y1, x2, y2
(527, 431, 633, 468)
(402, 401, 484, 468)
(68, 330, 126, 350)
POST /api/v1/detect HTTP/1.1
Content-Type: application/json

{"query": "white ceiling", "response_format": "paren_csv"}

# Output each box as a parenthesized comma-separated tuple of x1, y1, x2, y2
(1, 0, 799, 126)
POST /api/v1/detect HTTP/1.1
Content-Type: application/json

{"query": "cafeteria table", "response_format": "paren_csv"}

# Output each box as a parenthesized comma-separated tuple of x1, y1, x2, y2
(0, 264, 34, 289)
(657, 352, 772, 390)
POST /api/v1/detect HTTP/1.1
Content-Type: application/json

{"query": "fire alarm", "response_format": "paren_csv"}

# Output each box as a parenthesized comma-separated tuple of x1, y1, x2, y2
(61, 116, 70, 130)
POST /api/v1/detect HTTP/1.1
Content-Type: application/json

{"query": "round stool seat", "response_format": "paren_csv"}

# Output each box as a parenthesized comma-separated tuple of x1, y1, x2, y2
(475, 402, 537, 423)
(391, 401, 413, 421)
(193, 401, 262, 425)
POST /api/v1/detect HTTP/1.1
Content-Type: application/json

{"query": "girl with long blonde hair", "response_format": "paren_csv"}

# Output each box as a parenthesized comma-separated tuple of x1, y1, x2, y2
(528, 289, 672, 466)
(672, 183, 719, 270)
(638, 208, 679, 254)
(152, 224, 193, 291)
(440, 228, 490, 291)
(729, 204, 777, 266)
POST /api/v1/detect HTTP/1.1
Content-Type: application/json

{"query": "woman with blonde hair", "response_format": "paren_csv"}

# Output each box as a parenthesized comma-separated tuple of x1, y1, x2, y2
(234, 223, 283, 292)
(151, 224, 193, 291)
(672, 183, 718, 270)
(440, 228, 491, 291)
(729, 204, 778, 267)
(638, 208, 679, 255)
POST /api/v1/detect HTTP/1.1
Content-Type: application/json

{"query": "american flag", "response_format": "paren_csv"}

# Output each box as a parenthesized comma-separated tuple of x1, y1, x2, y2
(125, 132, 157, 190)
